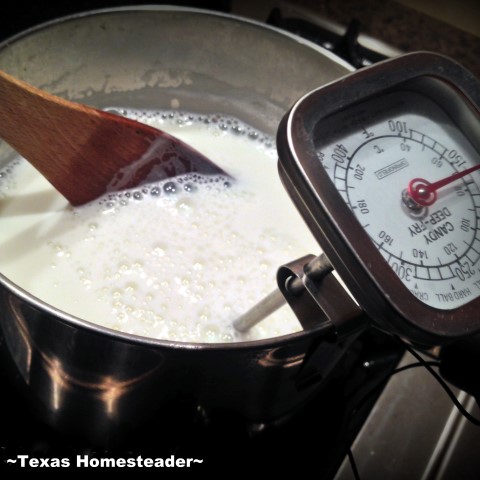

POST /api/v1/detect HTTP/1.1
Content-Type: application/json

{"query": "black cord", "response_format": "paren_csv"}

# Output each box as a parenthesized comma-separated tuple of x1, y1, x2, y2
(347, 360, 440, 421)
(346, 360, 438, 479)
(347, 448, 361, 480)
(398, 339, 480, 426)
(393, 360, 440, 374)
(346, 349, 477, 479)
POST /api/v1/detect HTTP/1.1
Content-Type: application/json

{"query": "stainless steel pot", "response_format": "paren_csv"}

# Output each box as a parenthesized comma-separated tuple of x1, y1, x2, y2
(0, 6, 352, 444)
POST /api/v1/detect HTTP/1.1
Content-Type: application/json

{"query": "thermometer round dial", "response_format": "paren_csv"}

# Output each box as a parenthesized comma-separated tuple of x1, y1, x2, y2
(277, 52, 480, 344)
(323, 89, 480, 310)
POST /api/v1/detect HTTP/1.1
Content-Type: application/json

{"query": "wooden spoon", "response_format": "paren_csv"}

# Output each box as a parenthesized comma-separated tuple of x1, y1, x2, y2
(0, 70, 230, 206)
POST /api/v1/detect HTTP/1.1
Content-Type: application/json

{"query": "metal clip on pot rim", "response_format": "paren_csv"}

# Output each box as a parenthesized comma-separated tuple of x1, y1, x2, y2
(233, 253, 366, 337)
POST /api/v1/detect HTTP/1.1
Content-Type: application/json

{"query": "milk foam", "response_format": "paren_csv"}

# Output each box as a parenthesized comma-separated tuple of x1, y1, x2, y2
(0, 110, 319, 342)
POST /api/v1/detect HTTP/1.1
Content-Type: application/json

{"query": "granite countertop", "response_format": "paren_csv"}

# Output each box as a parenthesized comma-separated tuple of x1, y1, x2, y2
(283, 0, 480, 78)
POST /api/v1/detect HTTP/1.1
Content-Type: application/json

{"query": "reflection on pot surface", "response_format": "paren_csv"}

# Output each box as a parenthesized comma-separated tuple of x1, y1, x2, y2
(0, 7, 352, 443)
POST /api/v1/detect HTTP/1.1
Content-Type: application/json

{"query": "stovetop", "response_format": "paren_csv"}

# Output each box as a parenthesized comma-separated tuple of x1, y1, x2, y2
(0, 328, 403, 475)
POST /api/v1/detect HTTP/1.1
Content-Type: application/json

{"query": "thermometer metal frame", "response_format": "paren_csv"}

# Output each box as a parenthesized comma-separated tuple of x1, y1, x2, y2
(277, 52, 480, 345)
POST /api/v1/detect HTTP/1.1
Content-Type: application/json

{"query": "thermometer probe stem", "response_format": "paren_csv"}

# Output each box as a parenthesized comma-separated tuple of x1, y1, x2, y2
(233, 254, 332, 332)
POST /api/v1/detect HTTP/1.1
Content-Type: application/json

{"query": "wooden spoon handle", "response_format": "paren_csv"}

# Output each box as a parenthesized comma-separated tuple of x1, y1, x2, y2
(0, 70, 229, 205)
(0, 70, 161, 204)
(0, 69, 114, 170)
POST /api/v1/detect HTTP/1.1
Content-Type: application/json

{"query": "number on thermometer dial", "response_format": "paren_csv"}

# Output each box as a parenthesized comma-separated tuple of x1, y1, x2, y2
(319, 91, 480, 310)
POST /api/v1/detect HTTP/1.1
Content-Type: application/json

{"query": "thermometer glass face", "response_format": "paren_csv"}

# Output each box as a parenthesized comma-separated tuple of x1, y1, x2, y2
(316, 90, 480, 310)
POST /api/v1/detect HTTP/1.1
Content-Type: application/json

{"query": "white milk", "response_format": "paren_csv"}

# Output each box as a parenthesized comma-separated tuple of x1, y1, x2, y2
(0, 111, 319, 342)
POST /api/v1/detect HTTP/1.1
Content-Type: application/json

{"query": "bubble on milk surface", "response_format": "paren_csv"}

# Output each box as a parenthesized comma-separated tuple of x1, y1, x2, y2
(0, 109, 307, 343)
(115, 108, 272, 146)
(0, 159, 20, 197)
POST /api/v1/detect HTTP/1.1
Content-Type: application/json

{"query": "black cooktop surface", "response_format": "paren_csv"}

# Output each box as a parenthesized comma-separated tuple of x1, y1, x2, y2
(0, 327, 402, 475)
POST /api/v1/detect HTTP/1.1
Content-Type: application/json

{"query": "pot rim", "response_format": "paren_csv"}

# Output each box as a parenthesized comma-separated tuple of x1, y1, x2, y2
(0, 5, 352, 351)
(0, 5, 354, 75)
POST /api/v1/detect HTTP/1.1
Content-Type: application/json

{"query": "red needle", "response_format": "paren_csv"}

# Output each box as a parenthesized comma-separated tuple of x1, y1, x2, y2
(408, 164, 480, 207)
